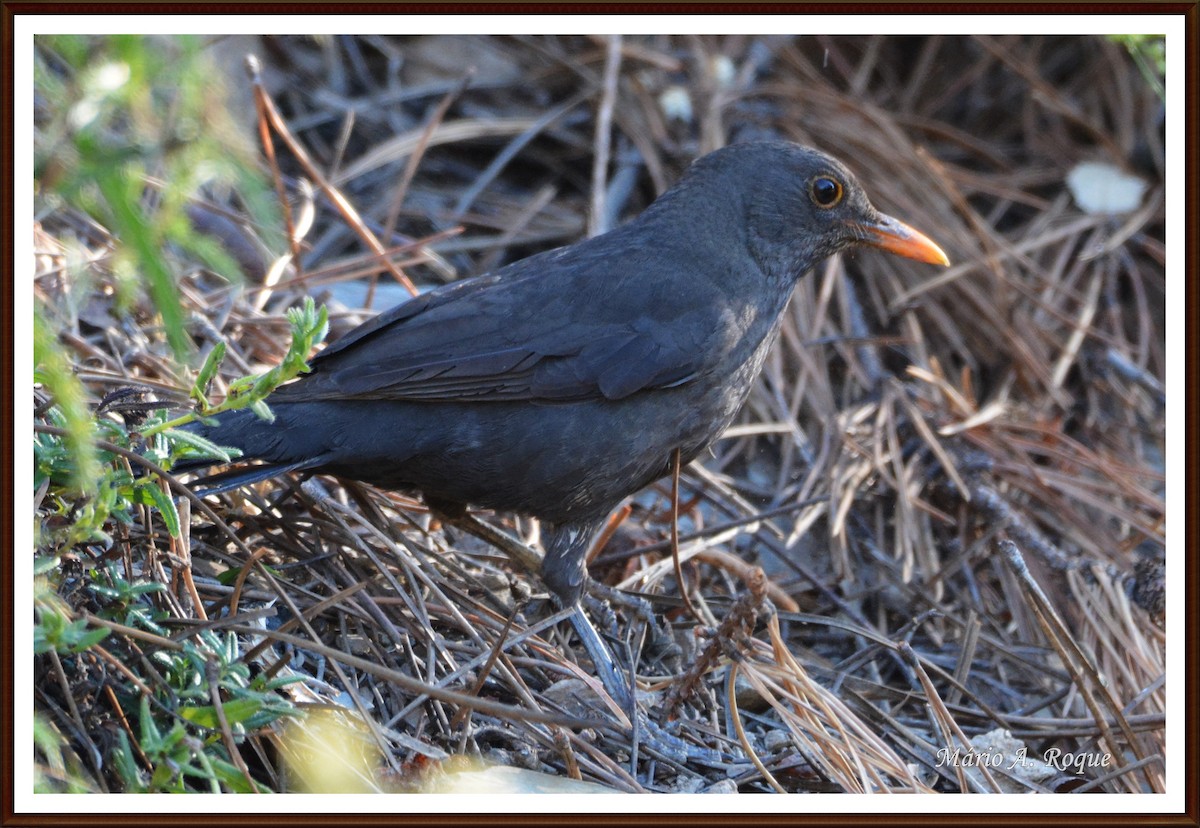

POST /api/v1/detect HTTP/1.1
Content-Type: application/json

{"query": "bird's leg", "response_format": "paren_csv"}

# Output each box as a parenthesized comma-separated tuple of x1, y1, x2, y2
(428, 504, 632, 706)
(433, 507, 728, 766)
(541, 521, 636, 711)
(544, 523, 732, 768)
(432, 512, 635, 712)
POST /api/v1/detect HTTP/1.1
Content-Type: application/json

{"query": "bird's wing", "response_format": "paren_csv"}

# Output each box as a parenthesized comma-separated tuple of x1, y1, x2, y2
(278, 257, 716, 404)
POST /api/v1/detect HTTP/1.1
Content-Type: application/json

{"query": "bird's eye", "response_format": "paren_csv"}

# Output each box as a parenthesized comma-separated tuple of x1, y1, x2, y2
(809, 176, 843, 208)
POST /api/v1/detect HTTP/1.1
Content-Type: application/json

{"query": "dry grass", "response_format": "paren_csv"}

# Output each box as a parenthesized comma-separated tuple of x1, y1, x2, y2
(33, 34, 1166, 794)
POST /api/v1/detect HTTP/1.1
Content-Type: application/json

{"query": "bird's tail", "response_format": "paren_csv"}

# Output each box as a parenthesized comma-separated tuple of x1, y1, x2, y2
(175, 457, 316, 496)
(171, 406, 321, 495)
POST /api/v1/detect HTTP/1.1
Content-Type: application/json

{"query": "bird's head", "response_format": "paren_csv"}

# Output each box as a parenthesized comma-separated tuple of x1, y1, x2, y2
(676, 141, 950, 279)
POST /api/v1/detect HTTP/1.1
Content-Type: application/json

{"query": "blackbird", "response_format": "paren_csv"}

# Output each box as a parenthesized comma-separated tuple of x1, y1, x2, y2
(186, 141, 948, 714)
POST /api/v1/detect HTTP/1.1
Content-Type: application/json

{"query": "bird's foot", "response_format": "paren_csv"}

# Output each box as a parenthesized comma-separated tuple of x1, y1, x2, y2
(567, 603, 730, 768)
(630, 709, 731, 769)
(584, 581, 682, 667)
(585, 580, 653, 629)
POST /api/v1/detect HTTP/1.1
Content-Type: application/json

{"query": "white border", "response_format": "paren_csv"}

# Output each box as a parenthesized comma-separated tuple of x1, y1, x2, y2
(12, 14, 1188, 816)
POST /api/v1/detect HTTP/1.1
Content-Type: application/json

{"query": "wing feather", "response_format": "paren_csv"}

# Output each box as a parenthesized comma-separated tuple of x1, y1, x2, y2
(275, 232, 724, 404)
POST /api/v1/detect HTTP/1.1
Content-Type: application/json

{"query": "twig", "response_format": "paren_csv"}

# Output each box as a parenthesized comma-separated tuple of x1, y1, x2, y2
(224, 624, 602, 730)
(589, 34, 622, 238)
(244, 54, 419, 297)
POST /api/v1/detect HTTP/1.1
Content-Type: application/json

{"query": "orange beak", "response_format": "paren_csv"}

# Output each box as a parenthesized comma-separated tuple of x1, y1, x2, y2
(853, 213, 950, 267)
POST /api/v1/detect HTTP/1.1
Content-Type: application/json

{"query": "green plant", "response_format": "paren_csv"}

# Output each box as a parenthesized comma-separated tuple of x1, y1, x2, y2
(102, 629, 301, 793)
(148, 297, 329, 437)
(1109, 34, 1165, 100)
(36, 34, 278, 360)
(34, 98, 324, 785)
(110, 693, 278, 793)
(36, 553, 305, 792)
(34, 715, 96, 793)
(33, 560, 110, 656)
(33, 296, 324, 789)
(35, 296, 327, 554)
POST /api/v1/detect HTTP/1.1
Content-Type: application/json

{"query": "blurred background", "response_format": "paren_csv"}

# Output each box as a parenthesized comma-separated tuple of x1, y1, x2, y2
(32, 32, 1168, 795)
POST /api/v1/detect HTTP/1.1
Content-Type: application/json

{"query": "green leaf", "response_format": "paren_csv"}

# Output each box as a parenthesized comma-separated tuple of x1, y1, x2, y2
(180, 697, 264, 729)
(249, 399, 274, 422)
(93, 167, 194, 360)
(193, 341, 227, 407)
(165, 427, 241, 464)
(69, 626, 111, 652)
(133, 479, 181, 537)
(206, 757, 267, 793)
(112, 730, 143, 789)
(138, 694, 161, 746)
(34, 310, 99, 493)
